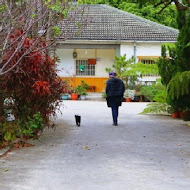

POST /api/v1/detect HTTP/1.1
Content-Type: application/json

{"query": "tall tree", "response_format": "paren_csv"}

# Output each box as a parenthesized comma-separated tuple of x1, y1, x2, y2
(0, 0, 89, 75)
(136, 0, 190, 112)
(0, 0, 90, 127)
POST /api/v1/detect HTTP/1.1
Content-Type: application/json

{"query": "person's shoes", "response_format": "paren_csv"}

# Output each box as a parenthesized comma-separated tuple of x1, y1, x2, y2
(113, 123, 118, 126)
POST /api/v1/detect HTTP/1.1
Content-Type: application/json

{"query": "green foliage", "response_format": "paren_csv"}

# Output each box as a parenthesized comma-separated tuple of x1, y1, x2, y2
(105, 55, 136, 89)
(134, 0, 190, 112)
(106, 55, 159, 90)
(106, 54, 135, 79)
(119, 2, 177, 28)
(21, 112, 44, 137)
(158, 44, 177, 86)
(102, 91, 106, 98)
(141, 103, 169, 114)
(140, 80, 167, 102)
(76, 80, 88, 95)
(2, 122, 17, 142)
(52, 26, 61, 36)
(0, 112, 44, 142)
(154, 88, 167, 103)
(0, 4, 6, 13)
(176, 11, 190, 72)
(123, 62, 159, 76)
(167, 71, 190, 100)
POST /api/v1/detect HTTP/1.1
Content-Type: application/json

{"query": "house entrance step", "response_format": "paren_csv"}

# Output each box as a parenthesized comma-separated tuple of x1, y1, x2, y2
(87, 92, 105, 101)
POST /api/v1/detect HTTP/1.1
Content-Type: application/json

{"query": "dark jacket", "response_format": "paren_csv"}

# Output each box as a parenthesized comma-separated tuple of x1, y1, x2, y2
(106, 78, 125, 107)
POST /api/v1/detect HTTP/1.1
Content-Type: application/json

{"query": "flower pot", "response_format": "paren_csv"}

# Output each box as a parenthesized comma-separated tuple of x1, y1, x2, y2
(171, 112, 179, 118)
(126, 97, 132, 102)
(62, 94, 69, 100)
(71, 93, 78, 100)
(134, 95, 140, 102)
(80, 95, 86, 100)
(179, 110, 183, 118)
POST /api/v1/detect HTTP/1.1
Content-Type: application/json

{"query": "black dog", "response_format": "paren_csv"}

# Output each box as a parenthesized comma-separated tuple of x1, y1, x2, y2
(75, 115, 81, 127)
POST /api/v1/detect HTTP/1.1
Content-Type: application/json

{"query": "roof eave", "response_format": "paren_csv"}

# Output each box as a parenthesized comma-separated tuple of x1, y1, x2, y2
(57, 39, 176, 44)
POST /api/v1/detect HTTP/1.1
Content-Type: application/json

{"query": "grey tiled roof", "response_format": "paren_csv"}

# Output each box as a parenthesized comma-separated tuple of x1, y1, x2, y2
(60, 4, 178, 41)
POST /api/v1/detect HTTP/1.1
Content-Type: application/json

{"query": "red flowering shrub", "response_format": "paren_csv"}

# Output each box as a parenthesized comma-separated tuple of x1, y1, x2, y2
(3, 33, 64, 126)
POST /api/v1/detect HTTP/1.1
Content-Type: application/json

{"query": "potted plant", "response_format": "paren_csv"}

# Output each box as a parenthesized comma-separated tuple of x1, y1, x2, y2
(62, 79, 72, 100)
(70, 88, 78, 100)
(76, 85, 88, 100)
(76, 80, 88, 100)
(168, 107, 179, 118)
(62, 94, 69, 100)
(124, 89, 135, 102)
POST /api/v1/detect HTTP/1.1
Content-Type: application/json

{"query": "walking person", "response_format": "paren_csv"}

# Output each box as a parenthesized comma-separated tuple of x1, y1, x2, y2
(106, 71, 125, 126)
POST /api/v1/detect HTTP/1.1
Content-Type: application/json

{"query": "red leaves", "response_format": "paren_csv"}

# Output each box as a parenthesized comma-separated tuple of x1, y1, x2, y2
(32, 81, 51, 96)
(24, 38, 30, 48)
(3, 31, 64, 122)
(9, 29, 23, 40)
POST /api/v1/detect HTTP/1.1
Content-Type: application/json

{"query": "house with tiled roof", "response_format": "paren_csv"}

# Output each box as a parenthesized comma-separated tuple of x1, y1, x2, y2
(56, 4, 178, 92)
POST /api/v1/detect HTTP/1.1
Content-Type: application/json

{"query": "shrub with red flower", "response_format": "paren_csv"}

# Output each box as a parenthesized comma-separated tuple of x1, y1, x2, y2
(3, 33, 64, 125)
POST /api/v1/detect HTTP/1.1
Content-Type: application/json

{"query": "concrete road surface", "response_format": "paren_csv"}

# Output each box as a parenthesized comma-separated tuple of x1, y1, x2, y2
(0, 101, 190, 190)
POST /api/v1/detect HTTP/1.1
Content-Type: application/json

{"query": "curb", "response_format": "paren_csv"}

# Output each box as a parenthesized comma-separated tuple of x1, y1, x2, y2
(0, 147, 11, 158)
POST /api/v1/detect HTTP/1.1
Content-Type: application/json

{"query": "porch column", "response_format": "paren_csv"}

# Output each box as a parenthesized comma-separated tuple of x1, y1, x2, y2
(115, 45, 120, 56)
(134, 41, 137, 63)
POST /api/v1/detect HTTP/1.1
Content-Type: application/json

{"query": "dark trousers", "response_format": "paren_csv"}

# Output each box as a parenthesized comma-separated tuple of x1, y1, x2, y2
(110, 100, 119, 124)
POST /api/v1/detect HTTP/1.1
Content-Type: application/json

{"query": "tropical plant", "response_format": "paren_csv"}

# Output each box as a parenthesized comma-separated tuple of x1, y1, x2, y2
(106, 54, 135, 79)
(76, 80, 89, 95)
(141, 102, 170, 114)
(76, 86, 87, 95)
(106, 54, 159, 90)
(167, 71, 190, 100)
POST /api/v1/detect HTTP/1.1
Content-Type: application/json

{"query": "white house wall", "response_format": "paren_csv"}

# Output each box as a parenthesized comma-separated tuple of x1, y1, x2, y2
(56, 49, 74, 77)
(96, 49, 115, 77)
(56, 48, 115, 78)
(56, 42, 172, 80)
(120, 43, 134, 59)
(120, 42, 162, 59)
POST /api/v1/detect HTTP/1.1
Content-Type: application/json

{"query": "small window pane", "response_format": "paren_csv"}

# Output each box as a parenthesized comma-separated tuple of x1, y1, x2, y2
(76, 60, 95, 76)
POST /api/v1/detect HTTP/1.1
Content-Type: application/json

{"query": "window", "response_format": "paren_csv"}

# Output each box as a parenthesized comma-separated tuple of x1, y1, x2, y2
(138, 56, 159, 77)
(138, 56, 158, 64)
(76, 60, 95, 76)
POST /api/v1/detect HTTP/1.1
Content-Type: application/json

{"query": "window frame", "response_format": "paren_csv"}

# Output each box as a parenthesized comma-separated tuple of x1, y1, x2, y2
(75, 59, 96, 77)
(137, 56, 160, 77)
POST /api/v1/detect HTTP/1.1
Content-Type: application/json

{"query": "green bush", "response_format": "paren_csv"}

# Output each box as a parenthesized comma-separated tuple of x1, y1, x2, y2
(21, 112, 44, 137)
(1, 112, 44, 143)
(141, 103, 170, 114)
(140, 81, 167, 102)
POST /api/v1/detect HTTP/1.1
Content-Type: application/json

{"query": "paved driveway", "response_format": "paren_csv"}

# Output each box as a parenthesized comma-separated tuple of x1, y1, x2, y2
(0, 101, 190, 190)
